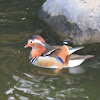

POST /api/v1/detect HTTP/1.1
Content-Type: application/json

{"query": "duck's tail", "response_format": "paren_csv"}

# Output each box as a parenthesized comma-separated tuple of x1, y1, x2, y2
(68, 54, 94, 60)
(64, 54, 94, 68)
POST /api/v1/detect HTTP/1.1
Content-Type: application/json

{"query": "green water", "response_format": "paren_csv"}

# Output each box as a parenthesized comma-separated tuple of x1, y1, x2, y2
(0, 0, 100, 100)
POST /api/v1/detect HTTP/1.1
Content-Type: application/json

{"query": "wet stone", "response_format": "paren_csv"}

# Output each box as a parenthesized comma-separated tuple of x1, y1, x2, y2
(39, 0, 100, 45)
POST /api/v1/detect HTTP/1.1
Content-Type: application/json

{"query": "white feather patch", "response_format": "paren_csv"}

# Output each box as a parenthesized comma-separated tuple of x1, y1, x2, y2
(33, 39, 45, 47)
(64, 59, 85, 68)
(68, 47, 84, 55)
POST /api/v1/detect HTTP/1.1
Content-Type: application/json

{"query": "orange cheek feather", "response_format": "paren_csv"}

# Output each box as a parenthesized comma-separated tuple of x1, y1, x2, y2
(31, 45, 46, 58)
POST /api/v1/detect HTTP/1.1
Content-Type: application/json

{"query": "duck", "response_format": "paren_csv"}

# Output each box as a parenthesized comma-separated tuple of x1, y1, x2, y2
(24, 35, 94, 73)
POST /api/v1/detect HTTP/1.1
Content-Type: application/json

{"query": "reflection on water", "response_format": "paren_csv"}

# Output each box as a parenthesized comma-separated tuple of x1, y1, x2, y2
(0, 0, 100, 100)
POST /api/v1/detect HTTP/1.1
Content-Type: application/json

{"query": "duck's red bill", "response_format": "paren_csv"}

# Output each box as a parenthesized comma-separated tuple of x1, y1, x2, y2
(24, 44, 30, 48)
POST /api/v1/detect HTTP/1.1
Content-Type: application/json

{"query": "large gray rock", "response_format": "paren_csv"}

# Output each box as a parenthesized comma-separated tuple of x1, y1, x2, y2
(39, 0, 100, 45)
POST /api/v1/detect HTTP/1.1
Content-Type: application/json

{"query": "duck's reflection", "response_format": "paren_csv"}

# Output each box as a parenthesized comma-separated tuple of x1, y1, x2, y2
(29, 61, 85, 75)
(68, 66, 85, 74)
(27, 64, 86, 85)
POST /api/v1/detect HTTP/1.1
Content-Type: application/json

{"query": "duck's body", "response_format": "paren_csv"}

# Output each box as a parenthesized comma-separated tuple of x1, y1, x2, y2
(25, 35, 93, 72)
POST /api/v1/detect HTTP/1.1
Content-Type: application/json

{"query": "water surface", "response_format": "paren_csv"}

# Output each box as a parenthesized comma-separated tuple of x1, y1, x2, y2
(0, 0, 100, 100)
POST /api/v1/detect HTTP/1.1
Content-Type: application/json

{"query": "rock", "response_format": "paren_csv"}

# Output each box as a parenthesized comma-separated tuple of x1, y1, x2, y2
(39, 0, 100, 45)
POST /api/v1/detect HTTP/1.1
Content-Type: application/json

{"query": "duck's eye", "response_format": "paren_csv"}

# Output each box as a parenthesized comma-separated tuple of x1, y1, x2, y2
(30, 40, 33, 44)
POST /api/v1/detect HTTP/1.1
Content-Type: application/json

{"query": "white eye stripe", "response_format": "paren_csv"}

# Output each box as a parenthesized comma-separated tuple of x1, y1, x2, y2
(32, 39, 45, 47)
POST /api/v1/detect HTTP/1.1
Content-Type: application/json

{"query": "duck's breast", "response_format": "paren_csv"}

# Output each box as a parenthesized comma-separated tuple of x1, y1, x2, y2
(34, 56, 63, 69)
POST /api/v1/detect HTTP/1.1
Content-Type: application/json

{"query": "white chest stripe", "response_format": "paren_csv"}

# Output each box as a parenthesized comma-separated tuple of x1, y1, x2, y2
(30, 57, 37, 65)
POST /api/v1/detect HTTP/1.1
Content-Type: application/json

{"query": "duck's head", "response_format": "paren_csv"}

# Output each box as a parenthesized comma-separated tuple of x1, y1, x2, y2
(24, 35, 46, 48)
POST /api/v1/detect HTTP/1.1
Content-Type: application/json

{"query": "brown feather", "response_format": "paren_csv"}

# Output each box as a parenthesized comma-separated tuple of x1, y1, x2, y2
(43, 46, 61, 56)
(43, 45, 69, 63)
(67, 54, 94, 60)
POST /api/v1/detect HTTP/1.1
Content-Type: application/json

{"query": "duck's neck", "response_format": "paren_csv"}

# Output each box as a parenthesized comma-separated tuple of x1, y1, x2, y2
(29, 45, 46, 59)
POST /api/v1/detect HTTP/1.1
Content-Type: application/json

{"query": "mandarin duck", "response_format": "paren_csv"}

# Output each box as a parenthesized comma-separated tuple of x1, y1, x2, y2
(25, 35, 93, 73)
